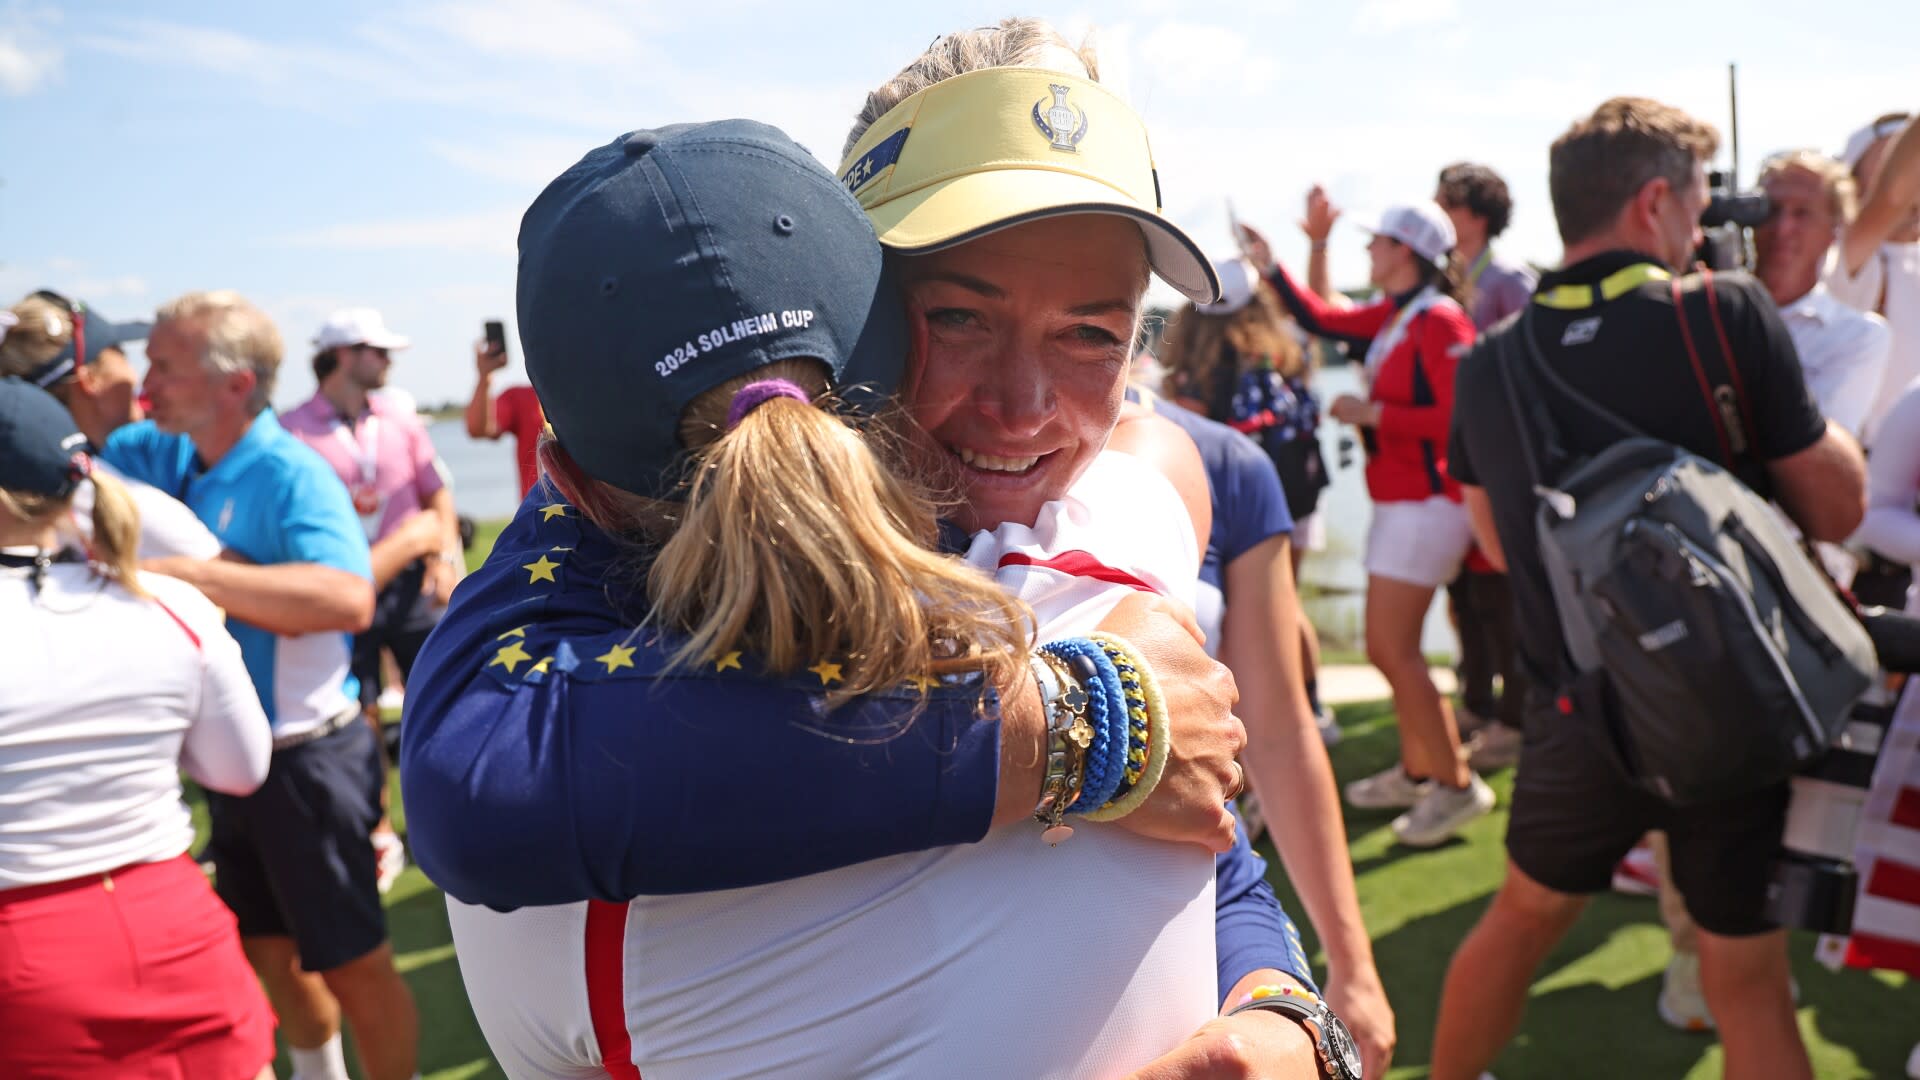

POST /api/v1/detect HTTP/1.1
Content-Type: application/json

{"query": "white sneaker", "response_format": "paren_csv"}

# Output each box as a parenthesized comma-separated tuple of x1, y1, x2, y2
(1906, 1040, 1920, 1080)
(1345, 765, 1431, 810)
(1392, 774, 1496, 847)
(1315, 705, 1343, 747)
(1657, 952, 1714, 1032)
(1611, 842, 1660, 897)
(1465, 722, 1523, 771)
(372, 829, 407, 895)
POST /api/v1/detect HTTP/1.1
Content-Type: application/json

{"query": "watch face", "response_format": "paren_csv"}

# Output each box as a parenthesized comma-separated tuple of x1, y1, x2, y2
(1323, 1010, 1364, 1079)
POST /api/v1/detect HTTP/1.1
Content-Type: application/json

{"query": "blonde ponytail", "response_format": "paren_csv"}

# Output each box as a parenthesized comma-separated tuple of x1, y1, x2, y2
(644, 360, 1032, 706)
(0, 468, 146, 599)
(85, 469, 147, 599)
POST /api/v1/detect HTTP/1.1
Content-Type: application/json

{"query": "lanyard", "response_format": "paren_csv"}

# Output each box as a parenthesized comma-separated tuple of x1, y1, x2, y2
(1363, 285, 1443, 373)
(1534, 262, 1671, 310)
(332, 411, 381, 491)
(1466, 248, 1493, 289)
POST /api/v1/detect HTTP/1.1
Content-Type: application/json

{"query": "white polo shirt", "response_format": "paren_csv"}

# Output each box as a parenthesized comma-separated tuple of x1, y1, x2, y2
(1779, 286, 1892, 439)
(0, 565, 270, 887)
(1826, 240, 1920, 444)
(447, 451, 1217, 1079)
(62, 460, 223, 561)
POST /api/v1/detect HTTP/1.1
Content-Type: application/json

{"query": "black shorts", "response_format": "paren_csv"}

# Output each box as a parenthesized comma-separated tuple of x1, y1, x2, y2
(351, 560, 439, 710)
(1505, 700, 1788, 937)
(207, 719, 388, 971)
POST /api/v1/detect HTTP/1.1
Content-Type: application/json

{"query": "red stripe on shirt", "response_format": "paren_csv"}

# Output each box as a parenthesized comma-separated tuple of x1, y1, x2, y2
(1891, 787, 1920, 832)
(585, 900, 641, 1080)
(151, 596, 202, 651)
(997, 550, 1158, 594)
(1865, 857, 1920, 906)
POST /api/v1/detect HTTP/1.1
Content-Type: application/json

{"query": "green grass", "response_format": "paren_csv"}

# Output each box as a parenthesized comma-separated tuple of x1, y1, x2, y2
(196, 522, 1911, 1077)
(1271, 701, 1918, 1079)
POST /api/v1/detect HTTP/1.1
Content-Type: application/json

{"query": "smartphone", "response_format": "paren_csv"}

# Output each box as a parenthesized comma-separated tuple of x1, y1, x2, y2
(1227, 199, 1253, 260)
(483, 320, 507, 354)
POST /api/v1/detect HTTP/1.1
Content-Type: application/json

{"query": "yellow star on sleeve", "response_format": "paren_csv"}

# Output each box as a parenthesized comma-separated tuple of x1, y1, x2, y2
(905, 674, 938, 693)
(808, 660, 844, 686)
(488, 640, 533, 674)
(496, 625, 528, 640)
(522, 555, 561, 584)
(528, 655, 554, 675)
(596, 644, 637, 673)
(539, 503, 570, 521)
(713, 651, 743, 673)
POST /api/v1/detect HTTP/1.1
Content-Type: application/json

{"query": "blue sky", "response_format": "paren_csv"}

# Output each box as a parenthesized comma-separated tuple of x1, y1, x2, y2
(5, 0, 1912, 408)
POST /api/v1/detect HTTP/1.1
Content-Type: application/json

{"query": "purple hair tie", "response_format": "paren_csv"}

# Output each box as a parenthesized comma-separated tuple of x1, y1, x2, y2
(725, 378, 812, 430)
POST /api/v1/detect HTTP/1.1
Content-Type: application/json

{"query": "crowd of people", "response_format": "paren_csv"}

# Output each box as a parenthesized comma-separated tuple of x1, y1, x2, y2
(2, 13, 1919, 1080)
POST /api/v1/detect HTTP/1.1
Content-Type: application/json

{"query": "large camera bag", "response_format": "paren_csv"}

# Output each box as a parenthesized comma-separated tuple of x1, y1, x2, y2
(1495, 270, 1875, 806)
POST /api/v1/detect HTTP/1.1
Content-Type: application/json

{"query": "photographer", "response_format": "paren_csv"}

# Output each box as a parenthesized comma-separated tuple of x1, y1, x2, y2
(1430, 97, 1866, 1080)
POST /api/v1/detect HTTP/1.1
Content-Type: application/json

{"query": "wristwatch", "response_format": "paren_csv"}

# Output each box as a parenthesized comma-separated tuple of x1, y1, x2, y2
(1228, 985, 1363, 1079)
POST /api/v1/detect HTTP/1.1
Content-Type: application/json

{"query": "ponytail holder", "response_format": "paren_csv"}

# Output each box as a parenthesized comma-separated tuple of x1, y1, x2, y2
(725, 378, 811, 431)
(69, 451, 93, 481)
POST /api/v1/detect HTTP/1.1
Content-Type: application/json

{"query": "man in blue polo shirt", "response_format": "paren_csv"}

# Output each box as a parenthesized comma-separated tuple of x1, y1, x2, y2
(103, 290, 417, 1080)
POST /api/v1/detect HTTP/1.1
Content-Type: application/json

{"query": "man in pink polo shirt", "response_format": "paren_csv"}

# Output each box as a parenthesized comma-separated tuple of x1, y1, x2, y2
(282, 309, 461, 890)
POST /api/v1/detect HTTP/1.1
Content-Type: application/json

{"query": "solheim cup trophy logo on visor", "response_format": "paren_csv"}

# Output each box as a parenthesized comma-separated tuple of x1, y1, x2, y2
(1032, 83, 1089, 153)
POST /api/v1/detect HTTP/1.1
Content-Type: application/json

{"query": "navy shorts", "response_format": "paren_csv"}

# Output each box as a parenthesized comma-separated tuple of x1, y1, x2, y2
(207, 719, 388, 971)
(1505, 698, 1789, 937)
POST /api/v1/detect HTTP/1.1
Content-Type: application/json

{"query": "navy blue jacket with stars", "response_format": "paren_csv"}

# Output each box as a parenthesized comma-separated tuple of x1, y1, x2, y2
(400, 483, 1315, 1004)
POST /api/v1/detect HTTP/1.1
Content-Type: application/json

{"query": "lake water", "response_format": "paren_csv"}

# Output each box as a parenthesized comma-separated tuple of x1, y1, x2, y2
(427, 371, 1460, 660)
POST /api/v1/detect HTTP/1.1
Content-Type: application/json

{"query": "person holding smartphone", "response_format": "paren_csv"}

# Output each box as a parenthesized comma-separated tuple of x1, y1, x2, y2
(465, 319, 546, 498)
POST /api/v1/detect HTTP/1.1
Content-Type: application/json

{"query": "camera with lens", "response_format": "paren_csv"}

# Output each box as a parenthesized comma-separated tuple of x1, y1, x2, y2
(1696, 169, 1772, 271)
(1767, 606, 1920, 932)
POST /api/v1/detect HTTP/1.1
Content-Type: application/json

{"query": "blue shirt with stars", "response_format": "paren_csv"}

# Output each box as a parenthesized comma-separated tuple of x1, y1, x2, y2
(401, 483, 1315, 1002)
(102, 411, 371, 733)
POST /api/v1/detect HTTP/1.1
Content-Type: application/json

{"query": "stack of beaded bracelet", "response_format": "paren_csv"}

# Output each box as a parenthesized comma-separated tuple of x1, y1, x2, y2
(1028, 634, 1175, 841)
(1029, 651, 1092, 844)
(1040, 639, 1127, 812)
(1082, 632, 1172, 822)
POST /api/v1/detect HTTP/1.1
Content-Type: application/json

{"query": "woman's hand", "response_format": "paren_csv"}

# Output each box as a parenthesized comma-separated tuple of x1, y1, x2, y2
(1300, 185, 1341, 246)
(1121, 1011, 1319, 1080)
(1325, 969, 1394, 1079)
(1096, 593, 1247, 853)
(1236, 222, 1275, 273)
(1328, 395, 1378, 427)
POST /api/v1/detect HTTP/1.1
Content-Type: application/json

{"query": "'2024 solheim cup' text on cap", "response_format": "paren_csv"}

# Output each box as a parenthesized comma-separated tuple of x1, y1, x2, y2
(515, 119, 907, 500)
(837, 66, 1222, 305)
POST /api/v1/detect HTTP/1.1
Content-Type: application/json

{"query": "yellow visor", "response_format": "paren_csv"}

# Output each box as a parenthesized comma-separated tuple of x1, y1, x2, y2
(838, 66, 1219, 303)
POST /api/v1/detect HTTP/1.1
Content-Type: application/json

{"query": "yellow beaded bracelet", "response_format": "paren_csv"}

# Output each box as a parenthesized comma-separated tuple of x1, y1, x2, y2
(1081, 632, 1172, 822)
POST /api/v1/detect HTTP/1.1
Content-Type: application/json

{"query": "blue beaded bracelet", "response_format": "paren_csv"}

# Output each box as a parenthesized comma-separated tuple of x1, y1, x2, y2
(1092, 637, 1150, 803)
(1042, 638, 1128, 812)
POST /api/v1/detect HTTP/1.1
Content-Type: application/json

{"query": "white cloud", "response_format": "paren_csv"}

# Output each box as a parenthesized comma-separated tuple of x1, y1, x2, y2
(278, 208, 521, 256)
(401, 0, 657, 65)
(428, 136, 605, 190)
(0, 4, 60, 95)
(1352, 0, 1460, 36)
(1131, 20, 1280, 99)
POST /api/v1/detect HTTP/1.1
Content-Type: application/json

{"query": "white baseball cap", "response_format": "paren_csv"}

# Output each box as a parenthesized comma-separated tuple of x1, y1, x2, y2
(1359, 202, 1457, 269)
(1837, 114, 1911, 169)
(313, 307, 411, 352)
(1195, 256, 1259, 315)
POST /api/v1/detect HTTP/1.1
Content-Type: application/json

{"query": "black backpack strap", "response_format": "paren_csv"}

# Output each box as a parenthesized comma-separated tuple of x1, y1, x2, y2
(1671, 269, 1755, 467)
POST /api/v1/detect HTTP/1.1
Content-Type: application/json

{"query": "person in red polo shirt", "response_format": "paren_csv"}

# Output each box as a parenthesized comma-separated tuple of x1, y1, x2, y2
(465, 336, 545, 497)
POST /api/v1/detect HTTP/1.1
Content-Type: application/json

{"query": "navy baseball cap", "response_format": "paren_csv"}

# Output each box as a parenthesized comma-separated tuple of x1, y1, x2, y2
(22, 291, 152, 389)
(0, 377, 91, 499)
(516, 120, 908, 499)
